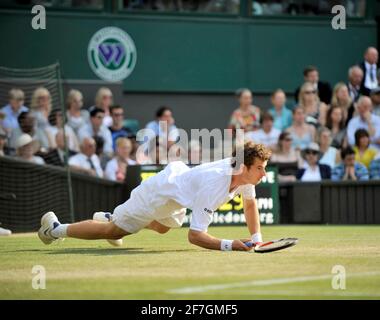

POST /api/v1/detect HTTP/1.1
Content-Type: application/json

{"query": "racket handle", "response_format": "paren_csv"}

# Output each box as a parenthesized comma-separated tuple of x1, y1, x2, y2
(244, 241, 253, 248)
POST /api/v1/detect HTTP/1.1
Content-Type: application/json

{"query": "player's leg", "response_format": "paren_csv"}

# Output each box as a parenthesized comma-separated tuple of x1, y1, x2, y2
(38, 211, 130, 245)
(66, 219, 129, 240)
(148, 207, 187, 234)
(145, 220, 171, 234)
(93, 211, 123, 246)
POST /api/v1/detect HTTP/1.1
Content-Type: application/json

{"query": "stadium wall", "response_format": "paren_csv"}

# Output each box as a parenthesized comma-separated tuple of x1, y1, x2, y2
(0, 9, 377, 131)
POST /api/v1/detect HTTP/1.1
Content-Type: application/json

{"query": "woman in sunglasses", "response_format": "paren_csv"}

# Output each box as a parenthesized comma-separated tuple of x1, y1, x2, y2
(297, 82, 328, 127)
(296, 142, 331, 182)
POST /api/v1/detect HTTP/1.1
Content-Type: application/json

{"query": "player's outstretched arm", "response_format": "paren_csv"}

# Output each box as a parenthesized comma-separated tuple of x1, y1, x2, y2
(188, 229, 251, 251)
(243, 198, 263, 244)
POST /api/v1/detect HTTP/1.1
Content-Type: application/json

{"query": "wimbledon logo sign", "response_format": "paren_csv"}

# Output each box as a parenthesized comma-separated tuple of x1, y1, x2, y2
(88, 27, 137, 82)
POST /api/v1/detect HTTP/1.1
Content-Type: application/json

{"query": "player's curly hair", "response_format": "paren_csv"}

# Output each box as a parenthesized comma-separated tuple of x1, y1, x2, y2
(231, 141, 272, 169)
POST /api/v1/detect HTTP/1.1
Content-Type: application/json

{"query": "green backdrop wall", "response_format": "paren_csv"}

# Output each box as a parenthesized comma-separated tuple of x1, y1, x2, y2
(0, 9, 377, 94)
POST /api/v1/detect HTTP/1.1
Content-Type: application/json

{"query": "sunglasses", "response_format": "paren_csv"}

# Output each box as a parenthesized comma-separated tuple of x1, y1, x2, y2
(305, 150, 318, 155)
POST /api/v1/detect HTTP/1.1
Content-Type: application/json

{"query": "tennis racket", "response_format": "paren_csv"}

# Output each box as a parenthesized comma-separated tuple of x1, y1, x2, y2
(244, 238, 298, 253)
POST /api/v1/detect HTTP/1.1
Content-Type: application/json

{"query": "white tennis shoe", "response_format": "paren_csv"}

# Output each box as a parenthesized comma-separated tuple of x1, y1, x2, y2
(93, 212, 123, 247)
(0, 226, 11, 236)
(38, 211, 60, 245)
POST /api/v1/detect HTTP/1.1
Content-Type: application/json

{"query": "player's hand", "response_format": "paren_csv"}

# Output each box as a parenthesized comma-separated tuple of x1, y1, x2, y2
(232, 240, 252, 251)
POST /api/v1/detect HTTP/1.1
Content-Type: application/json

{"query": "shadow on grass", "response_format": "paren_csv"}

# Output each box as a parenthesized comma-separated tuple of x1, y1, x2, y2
(48, 247, 195, 256)
(5, 247, 194, 256)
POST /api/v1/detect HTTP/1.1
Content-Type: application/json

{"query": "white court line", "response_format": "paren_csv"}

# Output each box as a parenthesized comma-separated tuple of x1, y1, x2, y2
(200, 290, 380, 298)
(167, 271, 380, 294)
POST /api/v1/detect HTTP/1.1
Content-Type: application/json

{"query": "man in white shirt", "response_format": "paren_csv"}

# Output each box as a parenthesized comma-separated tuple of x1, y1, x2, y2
(245, 112, 280, 150)
(78, 107, 113, 156)
(347, 96, 380, 151)
(38, 142, 271, 252)
(68, 137, 103, 178)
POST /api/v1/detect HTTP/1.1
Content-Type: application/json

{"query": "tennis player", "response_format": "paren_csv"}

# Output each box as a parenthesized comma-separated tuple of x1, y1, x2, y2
(38, 141, 271, 251)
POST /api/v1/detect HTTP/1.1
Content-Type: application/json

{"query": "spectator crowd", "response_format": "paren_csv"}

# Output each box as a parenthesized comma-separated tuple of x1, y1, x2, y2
(1, 46, 380, 184)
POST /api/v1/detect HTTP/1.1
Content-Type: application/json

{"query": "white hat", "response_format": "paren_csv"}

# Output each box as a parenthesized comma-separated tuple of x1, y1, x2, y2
(16, 133, 39, 150)
(302, 142, 320, 159)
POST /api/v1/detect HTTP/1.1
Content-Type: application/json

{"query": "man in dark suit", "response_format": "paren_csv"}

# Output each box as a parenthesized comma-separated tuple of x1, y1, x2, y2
(295, 65, 332, 104)
(42, 130, 76, 167)
(359, 46, 378, 96)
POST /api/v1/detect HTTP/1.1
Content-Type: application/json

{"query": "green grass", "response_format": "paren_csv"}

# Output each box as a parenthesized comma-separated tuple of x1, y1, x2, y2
(1, 225, 380, 299)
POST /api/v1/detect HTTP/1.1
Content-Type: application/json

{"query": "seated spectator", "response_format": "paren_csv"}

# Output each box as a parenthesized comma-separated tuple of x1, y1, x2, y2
(245, 112, 280, 150)
(68, 137, 103, 177)
(188, 140, 202, 165)
(109, 105, 134, 150)
(268, 89, 292, 131)
(66, 89, 89, 134)
(296, 142, 331, 181)
(369, 154, 380, 179)
(93, 87, 113, 127)
(271, 132, 302, 182)
(228, 88, 261, 134)
(370, 87, 380, 117)
(139, 136, 168, 165)
(353, 128, 377, 169)
(15, 133, 45, 165)
(332, 146, 369, 181)
(46, 109, 79, 152)
(286, 107, 316, 151)
(43, 130, 76, 167)
(317, 127, 340, 169)
(347, 96, 380, 152)
(145, 106, 180, 146)
(105, 137, 137, 182)
(1, 88, 28, 134)
(9, 111, 53, 153)
(325, 105, 347, 149)
(0, 127, 8, 156)
(294, 65, 332, 105)
(93, 135, 112, 170)
(359, 46, 378, 96)
(78, 107, 113, 156)
(30, 87, 52, 130)
(330, 82, 355, 126)
(297, 81, 328, 127)
(347, 65, 364, 102)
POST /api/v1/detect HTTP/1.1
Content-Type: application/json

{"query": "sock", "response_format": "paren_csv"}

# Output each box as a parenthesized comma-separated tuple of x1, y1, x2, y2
(51, 223, 69, 238)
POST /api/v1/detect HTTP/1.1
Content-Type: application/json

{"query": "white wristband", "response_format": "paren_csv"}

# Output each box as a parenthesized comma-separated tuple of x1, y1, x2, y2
(221, 239, 233, 251)
(251, 233, 263, 243)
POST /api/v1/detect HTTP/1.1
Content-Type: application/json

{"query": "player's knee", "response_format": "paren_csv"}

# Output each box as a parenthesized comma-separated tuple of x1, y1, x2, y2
(188, 230, 197, 244)
(105, 223, 127, 239)
(155, 225, 170, 234)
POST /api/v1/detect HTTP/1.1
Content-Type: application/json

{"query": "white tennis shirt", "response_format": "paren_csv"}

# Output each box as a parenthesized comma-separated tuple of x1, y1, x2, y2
(125, 158, 256, 232)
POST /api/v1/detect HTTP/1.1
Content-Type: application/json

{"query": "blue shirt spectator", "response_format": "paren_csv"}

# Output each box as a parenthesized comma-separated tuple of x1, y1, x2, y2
(369, 156, 380, 179)
(331, 146, 369, 181)
(1, 88, 28, 132)
(145, 106, 179, 142)
(268, 89, 293, 131)
(108, 105, 134, 151)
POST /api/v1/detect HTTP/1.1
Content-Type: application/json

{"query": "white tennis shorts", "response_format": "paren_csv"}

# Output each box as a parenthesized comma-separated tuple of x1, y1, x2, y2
(113, 199, 186, 234)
